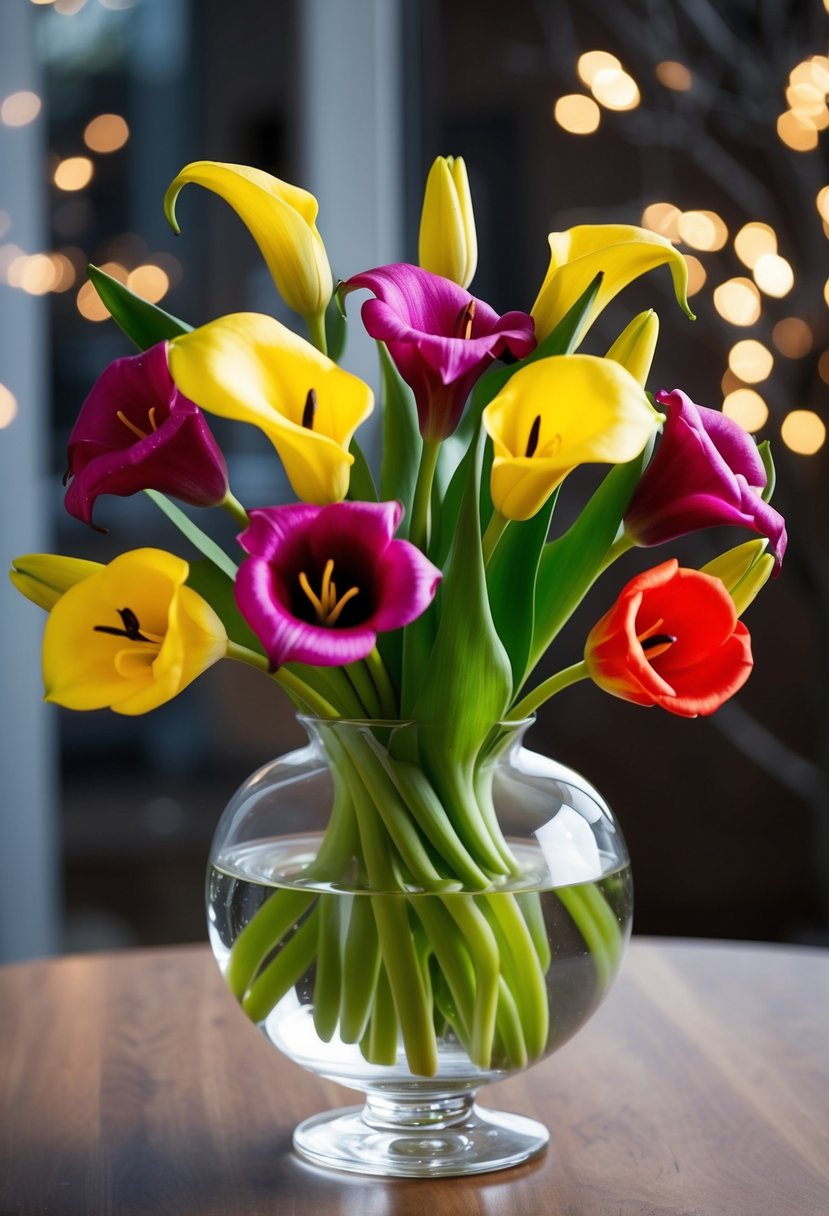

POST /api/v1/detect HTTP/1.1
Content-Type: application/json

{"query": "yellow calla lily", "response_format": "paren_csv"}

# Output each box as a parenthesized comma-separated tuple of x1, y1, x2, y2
(531, 224, 694, 344)
(701, 539, 773, 616)
(164, 161, 333, 331)
(42, 548, 227, 716)
(483, 355, 663, 521)
(167, 313, 374, 504)
(605, 309, 659, 388)
(418, 155, 478, 288)
(10, 553, 103, 611)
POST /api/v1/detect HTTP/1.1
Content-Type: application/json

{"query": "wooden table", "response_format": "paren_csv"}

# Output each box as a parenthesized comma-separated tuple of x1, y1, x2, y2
(1, 939, 827, 1215)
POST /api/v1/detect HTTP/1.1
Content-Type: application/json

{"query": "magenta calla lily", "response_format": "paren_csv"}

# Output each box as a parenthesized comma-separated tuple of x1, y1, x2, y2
(624, 388, 787, 570)
(235, 500, 442, 668)
(65, 342, 229, 527)
(340, 264, 536, 440)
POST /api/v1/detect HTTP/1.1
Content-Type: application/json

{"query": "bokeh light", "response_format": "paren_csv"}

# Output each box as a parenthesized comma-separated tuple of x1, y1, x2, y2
(728, 340, 773, 383)
(655, 61, 692, 91)
(0, 384, 19, 430)
(722, 388, 769, 433)
(678, 210, 728, 251)
(76, 280, 111, 322)
(777, 110, 819, 151)
(53, 157, 94, 192)
(577, 51, 620, 87)
(818, 349, 829, 384)
(126, 264, 170, 303)
(1, 92, 42, 127)
(591, 68, 640, 111)
(713, 278, 761, 326)
(553, 95, 600, 135)
(683, 254, 706, 296)
(84, 114, 130, 154)
(817, 186, 829, 224)
(773, 317, 812, 358)
(753, 253, 794, 297)
(734, 222, 777, 269)
(781, 410, 826, 454)
(641, 202, 681, 242)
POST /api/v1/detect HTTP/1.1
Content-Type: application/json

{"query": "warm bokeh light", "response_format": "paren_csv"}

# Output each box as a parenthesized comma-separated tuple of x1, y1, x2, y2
(553, 95, 601, 135)
(825, 277, 829, 307)
(577, 51, 621, 87)
(591, 68, 640, 111)
(773, 317, 812, 358)
(126, 264, 170, 303)
(818, 349, 829, 384)
(728, 340, 773, 383)
(18, 253, 58, 295)
(720, 369, 743, 396)
(147, 251, 183, 287)
(678, 209, 728, 251)
(0, 384, 19, 430)
(48, 251, 77, 292)
(781, 410, 826, 455)
(655, 61, 693, 91)
(713, 278, 761, 326)
(84, 114, 130, 154)
(54, 0, 88, 13)
(76, 280, 111, 321)
(817, 186, 829, 224)
(790, 57, 829, 93)
(1, 91, 42, 127)
(683, 254, 706, 296)
(53, 157, 94, 192)
(777, 110, 819, 151)
(753, 252, 794, 297)
(786, 83, 826, 118)
(734, 222, 777, 269)
(98, 260, 129, 284)
(722, 389, 769, 433)
(641, 202, 681, 242)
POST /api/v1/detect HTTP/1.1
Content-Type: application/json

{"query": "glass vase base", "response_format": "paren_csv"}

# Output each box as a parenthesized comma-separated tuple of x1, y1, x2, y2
(292, 1097, 549, 1178)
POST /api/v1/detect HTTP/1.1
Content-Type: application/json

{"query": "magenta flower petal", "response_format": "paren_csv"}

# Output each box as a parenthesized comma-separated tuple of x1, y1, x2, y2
(64, 343, 228, 527)
(234, 501, 441, 669)
(624, 388, 787, 570)
(341, 264, 536, 440)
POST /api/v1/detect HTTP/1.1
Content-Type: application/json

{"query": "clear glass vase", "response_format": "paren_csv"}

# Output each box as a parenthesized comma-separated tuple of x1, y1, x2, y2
(206, 717, 632, 1178)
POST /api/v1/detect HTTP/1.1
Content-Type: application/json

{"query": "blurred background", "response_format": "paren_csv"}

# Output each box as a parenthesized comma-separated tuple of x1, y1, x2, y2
(1, 0, 828, 961)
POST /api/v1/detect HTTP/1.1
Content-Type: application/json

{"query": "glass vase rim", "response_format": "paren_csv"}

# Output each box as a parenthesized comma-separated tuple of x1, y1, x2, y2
(296, 713, 537, 730)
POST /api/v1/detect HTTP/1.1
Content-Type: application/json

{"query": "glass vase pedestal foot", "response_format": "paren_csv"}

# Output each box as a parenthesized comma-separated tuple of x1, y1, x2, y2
(293, 1092, 549, 1177)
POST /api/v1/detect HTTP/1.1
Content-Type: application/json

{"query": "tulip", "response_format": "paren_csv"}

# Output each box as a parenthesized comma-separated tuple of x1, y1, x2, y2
(164, 161, 333, 341)
(701, 539, 773, 617)
(235, 501, 441, 669)
(583, 559, 753, 718)
(64, 343, 229, 528)
(531, 224, 693, 345)
(10, 554, 103, 611)
(482, 354, 663, 521)
(167, 313, 374, 504)
(418, 156, 477, 288)
(42, 549, 228, 715)
(623, 389, 787, 570)
(340, 264, 535, 441)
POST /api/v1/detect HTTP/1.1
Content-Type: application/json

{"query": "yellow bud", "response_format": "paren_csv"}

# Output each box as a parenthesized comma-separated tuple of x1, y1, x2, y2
(605, 310, 659, 388)
(10, 553, 103, 611)
(701, 540, 773, 615)
(418, 155, 478, 288)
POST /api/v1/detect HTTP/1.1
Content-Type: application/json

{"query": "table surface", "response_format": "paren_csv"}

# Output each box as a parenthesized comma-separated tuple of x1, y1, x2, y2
(1, 938, 827, 1216)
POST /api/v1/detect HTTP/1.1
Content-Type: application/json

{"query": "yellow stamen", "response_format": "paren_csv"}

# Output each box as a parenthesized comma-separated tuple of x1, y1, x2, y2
(117, 410, 149, 441)
(637, 618, 664, 643)
(298, 560, 360, 626)
(148, 406, 159, 431)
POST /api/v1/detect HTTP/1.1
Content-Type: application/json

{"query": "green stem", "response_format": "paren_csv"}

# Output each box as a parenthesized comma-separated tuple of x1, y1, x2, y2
(508, 659, 590, 721)
(340, 895, 382, 1042)
(312, 894, 343, 1042)
(482, 510, 509, 564)
(409, 438, 441, 553)
(598, 531, 634, 573)
(242, 902, 321, 1022)
(225, 642, 341, 718)
(365, 646, 398, 719)
(306, 309, 328, 356)
(220, 490, 250, 530)
(344, 660, 382, 718)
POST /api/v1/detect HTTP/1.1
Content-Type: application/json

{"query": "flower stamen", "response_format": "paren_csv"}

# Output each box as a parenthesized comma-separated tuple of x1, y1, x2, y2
(641, 632, 677, 659)
(525, 414, 541, 458)
(453, 298, 476, 340)
(116, 411, 149, 441)
(302, 388, 317, 430)
(298, 558, 360, 626)
(93, 606, 162, 644)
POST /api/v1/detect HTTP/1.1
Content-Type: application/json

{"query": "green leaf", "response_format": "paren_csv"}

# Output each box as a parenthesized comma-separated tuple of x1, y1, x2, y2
(144, 489, 239, 581)
(325, 290, 347, 363)
(186, 559, 262, 652)
(757, 440, 776, 503)
(378, 342, 422, 536)
(526, 448, 650, 677)
(486, 489, 559, 692)
(88, 264, 192, 350)
(347, 438, 378, 502)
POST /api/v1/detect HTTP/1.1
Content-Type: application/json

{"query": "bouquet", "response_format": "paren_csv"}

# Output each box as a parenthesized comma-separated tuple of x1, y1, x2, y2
(11, 156, 787, 1081)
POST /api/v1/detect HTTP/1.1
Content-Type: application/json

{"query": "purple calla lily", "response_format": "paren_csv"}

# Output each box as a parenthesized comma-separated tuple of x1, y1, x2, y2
(624, 388, 787, 570)
(64, 342, 229, 527)
(340, 264, 536, 440)
(235, 500, 441, 668)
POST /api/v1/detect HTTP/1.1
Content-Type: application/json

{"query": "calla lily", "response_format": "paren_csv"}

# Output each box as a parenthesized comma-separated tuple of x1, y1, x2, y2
(10, 553, 103, 611)
(482, 354, 663, 521)
(235, 501, 441, 668)
(340, 264, 535, 440)
(164, 161, 333, 332)
(167, 313, 374, 504)
(623, 388, 787, 570)
(605, 309, 659, 388)
(64, 343, 229, 528)
(584, 559, 753, 718)
(531, 224, 693, 345)
(42, 548, 228, 715)
(701, 539, 773, 617)
(418, 155, 478, 288)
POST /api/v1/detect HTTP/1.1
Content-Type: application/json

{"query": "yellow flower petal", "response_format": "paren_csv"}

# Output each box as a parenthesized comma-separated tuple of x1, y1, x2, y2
(168, 313, 374, 504)
(605, 309, 659, 388)
(483, 354, 662, 520)
(10, 553, 103, 611)
(42, 548, 227, 715)
(701, 539, 773, 616)
(531, 224, 693, 344)
(164, 161, 333, 321)
(418, 155, 478, 288)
